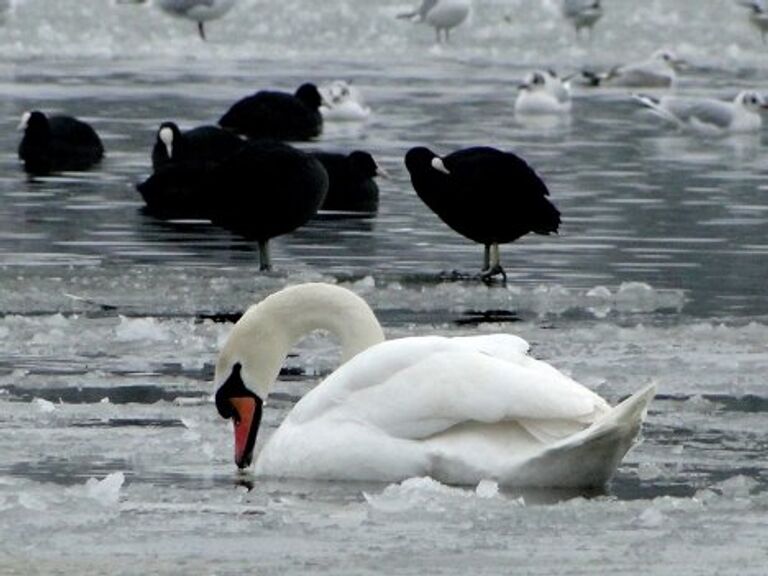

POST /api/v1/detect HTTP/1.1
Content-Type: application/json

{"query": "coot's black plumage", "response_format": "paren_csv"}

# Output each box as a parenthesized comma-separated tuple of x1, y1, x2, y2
(18, 110, 104, 174)
(218, 83, 324, 141)
(137, 163, 213, 220)
(404, 146, 560, 281)
(312, 150, 382, 216)
(138, 122, 244, 218)
(207, 140, 329, 270)
(151, 122, 244, 171)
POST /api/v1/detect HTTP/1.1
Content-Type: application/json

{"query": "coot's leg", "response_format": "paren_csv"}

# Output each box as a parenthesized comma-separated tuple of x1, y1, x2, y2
(258, 240, 272, 271)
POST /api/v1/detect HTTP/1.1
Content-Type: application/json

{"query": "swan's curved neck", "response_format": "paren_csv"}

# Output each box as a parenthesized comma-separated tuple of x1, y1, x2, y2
(216, 283, 385, 401)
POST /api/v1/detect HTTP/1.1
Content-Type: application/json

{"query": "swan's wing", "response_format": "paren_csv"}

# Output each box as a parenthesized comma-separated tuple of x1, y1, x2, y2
(288, 336, 609, 442)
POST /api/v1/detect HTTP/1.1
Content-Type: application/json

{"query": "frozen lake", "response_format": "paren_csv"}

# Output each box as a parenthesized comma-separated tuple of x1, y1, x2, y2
(1, 0, 767, 574)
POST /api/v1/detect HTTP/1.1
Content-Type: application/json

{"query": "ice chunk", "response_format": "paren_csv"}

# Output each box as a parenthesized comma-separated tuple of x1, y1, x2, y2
(33, 397, 56, 413)
(712, 475, 758, 499)
(114, 316, 171, 342)
(475, 479, 499, 499)
(637, 462, 664, 481)
(84, 472, 125, 506)
(18, 491, 49, 512)
(635, 506, 666, 528)
(364, 476, 512, 515)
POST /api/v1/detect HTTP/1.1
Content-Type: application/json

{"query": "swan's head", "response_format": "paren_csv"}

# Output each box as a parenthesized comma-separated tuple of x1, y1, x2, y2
(213, 301, 288, 469)
(214, 283, 386, 469)
(215, 362, 263, 469)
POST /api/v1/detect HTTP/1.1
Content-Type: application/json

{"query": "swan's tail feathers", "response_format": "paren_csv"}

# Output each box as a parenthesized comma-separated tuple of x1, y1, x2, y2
(501, 384, 656, 489)
(597, 383, 656, 432)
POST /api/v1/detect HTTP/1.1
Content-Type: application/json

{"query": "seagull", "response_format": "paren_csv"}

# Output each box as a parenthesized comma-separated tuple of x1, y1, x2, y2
(736, 0, 768, 43)
(116, 0, 237, 40)
(318, 80, 371, 122)
(632, 91, 768, 133)
(397, 0, 472, 43)
(515, 70, 572, 115)
(582, 49, 688, 88)
(562, 0, 603, 37)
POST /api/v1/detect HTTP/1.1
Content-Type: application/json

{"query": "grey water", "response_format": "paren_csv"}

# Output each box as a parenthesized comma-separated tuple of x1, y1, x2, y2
(1, 1, 767, 574)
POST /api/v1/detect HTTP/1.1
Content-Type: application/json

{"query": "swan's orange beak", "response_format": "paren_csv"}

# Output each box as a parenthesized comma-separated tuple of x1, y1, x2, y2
(224, 396, 262, 469)
(215, 362, 263, 469)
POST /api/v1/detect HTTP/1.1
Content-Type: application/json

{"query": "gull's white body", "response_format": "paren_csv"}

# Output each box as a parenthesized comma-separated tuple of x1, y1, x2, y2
(423, 0, 471, 30)
(216, 283, 654, 488)
(318, 81, 371, 122)
(738, 0, 768, 42)
(633, 91, 766, 133)
(399, 0, 472, 42)
(587, 50, 682, 88)
(156, 0, 236, 22)
(515, 70, 572, 115)
(562, 0, 603, 34)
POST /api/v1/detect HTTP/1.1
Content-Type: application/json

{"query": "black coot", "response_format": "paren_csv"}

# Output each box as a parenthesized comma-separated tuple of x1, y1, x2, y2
(137, 163, 213, 220)
(151, 122, 244, 171)
(138, 122, 244, 218)
(312, 150, 383, 216)
(207, 140, 329, 270)
(404, 146, 560, 281)
(218, 83, 323, 141)
(18, 110, 104, 174)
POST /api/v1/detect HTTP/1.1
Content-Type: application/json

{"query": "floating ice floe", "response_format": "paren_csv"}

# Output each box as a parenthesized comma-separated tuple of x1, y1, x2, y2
(83, 471, 125, 506)
(114, 316, 172, 342)
(363, 476, 510, 515)
(33, 397, 56, 413)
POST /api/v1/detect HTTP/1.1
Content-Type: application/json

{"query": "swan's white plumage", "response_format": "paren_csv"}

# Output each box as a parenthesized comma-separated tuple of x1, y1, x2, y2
(216, 283, 654, 488)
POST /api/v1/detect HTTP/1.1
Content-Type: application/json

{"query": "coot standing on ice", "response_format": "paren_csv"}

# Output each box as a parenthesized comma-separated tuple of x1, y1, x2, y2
(206, 140, 329, 270)
(218, 83, 324, 141)
(18, 110, 104, 175)
(404, 146, 560, 282)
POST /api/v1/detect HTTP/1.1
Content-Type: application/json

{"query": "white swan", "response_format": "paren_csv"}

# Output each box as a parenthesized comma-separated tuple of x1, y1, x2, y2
(214, 283, 655, 488)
